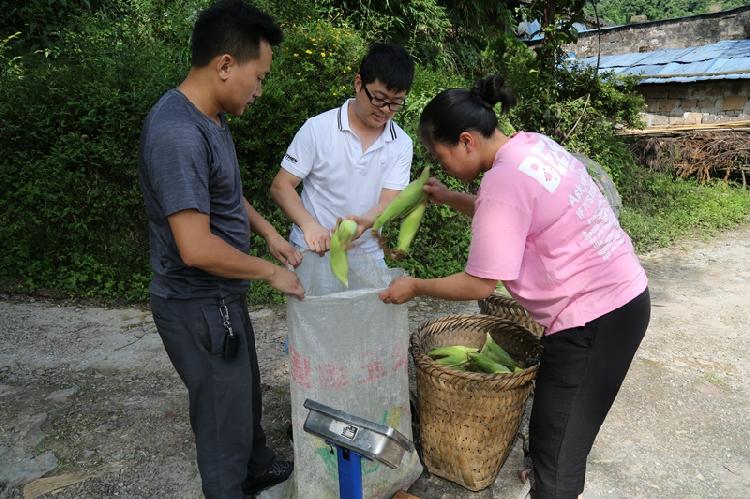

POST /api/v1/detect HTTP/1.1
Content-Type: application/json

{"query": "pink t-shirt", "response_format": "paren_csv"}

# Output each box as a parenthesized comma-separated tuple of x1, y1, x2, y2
(465, 132, 648, 335)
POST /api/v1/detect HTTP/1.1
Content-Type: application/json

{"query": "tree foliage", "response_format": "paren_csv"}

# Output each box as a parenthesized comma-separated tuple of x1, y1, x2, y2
(584, 0, 748, 26)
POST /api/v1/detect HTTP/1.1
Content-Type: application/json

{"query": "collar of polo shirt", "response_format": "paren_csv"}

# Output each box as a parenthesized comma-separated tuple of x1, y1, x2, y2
(337, 99, 398, 142)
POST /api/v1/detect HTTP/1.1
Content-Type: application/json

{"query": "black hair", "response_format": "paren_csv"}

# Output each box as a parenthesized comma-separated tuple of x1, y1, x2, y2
(359, 43, 415, 92)
(419, 74, 516, 147)
(191, 0, 283, 67)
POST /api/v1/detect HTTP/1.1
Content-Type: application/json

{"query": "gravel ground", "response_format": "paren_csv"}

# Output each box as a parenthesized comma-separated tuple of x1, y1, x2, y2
(1, 222, 749, 498)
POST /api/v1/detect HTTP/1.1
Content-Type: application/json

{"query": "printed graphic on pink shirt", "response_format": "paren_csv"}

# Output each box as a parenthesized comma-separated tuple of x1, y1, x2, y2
(517, 134, 626, 262)
(517, 134, 575, 193)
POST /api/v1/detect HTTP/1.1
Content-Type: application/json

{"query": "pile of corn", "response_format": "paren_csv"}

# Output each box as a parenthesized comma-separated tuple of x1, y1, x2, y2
(428, 333, 523, 374)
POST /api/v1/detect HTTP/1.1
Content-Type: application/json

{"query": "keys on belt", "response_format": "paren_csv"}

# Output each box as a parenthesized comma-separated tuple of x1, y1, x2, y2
(219, 298, 239, 361)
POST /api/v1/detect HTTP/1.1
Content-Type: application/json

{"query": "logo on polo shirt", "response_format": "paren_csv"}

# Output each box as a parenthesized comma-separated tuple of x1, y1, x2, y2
(284, 153, 298, 164)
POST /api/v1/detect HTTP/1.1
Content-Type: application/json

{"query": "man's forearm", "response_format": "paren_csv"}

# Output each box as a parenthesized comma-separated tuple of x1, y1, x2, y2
(358, 188, 400, 227)
(270, 182, 320, 230)
(182, 232, 278, 281)
(244, 198, 278, 240)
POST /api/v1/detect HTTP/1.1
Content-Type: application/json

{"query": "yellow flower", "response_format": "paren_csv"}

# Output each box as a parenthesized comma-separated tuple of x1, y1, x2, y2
(320, 52, 326, 57)
(294, 53, 299, 57)
(305, 49, 313, 55)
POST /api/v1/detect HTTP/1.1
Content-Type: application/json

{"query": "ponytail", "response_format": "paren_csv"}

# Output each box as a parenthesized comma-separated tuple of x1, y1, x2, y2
(472, 74, 516, 113)
(419, 74, 515, 147)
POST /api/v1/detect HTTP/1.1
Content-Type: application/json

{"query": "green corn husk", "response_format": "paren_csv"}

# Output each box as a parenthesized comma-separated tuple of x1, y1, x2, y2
(372, 166, 430, 230)
(329, 219, 358, 286)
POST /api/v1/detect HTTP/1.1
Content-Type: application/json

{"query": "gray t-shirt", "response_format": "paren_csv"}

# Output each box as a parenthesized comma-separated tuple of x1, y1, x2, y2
(138, 88, 251, 299)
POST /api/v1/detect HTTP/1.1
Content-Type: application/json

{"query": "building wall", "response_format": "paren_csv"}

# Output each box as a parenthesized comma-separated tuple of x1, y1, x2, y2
(563, 6, 750, 58)
(641, 80, 750, 126)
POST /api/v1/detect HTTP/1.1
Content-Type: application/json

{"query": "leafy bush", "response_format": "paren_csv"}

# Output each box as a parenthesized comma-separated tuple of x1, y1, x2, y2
(491, 39, 645, 185)
(0, 0, 111, 53)
(0, 2, 196, 301)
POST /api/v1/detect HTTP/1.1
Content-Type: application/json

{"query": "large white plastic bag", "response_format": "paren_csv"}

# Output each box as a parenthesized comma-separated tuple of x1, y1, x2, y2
(286, 253, 423, 499)
(572, 152, 622, 218)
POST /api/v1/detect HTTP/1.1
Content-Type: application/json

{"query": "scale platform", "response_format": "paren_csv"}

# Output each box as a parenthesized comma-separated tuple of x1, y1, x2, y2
(302, 399, 414, 469)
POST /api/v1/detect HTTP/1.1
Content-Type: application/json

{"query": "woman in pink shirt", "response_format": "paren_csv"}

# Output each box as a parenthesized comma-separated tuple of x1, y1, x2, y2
(380, 74, 650, 499)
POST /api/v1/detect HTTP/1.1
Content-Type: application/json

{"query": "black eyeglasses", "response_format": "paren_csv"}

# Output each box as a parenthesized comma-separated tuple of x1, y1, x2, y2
(362, 85, 406, 112)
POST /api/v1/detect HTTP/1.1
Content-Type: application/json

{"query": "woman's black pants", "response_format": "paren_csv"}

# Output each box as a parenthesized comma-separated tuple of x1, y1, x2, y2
(529, 288, 651, 499)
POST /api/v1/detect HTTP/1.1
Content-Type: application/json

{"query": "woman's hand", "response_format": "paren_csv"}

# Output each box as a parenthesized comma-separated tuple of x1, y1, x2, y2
(423, 177, 453, 205)
(424, 177, 477, 217)
(379, 277, 420, 304)
(382, 272, 497, 303)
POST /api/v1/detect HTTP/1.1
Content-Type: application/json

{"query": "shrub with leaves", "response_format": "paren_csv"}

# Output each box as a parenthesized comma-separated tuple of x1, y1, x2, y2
(0, 4, 194, 301)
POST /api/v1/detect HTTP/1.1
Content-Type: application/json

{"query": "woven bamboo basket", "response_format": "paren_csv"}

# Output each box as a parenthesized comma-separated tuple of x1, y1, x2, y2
(410, 314, 542, 491)
(478, 293, 545, 337)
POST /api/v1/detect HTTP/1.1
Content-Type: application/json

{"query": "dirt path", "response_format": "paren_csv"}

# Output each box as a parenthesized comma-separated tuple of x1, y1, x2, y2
(1, 223, 749, 498)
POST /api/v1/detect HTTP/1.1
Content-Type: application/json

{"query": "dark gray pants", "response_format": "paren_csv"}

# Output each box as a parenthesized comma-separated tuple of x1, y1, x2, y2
(150, 294, 275, 499)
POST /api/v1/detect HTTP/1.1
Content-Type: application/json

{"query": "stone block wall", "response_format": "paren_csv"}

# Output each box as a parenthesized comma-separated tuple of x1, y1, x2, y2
(640, 80, 750, 126)
(562, 5, 750, 58)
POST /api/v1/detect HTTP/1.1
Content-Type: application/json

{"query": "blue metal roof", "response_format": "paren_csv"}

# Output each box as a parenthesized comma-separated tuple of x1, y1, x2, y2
(572, 39, 750, 84)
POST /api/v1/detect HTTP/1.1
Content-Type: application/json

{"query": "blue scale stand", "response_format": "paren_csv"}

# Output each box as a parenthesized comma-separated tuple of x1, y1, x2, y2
(302, 399, 415, 499)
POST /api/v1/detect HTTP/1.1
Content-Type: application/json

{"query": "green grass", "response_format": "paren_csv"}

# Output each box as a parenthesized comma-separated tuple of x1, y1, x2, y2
(619, 167, 750, 252)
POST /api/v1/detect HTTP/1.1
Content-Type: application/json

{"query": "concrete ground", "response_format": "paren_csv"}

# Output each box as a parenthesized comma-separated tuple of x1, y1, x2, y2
(1, 222, 749, 498)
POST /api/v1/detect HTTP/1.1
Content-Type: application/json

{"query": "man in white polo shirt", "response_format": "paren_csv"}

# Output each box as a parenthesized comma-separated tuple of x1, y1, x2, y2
(270, 43, 415, 266)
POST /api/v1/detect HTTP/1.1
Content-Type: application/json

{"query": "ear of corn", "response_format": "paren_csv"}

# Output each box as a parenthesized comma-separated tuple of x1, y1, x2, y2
(427, 345, 477, 368)
(372, 166, 430, 230)
(480, 332, 518, 369)
(336, 219, 358, 245)
(329, 219, 358, 287)
(468, 352, 512, 374)
(329, 232, 348, 287)
(434, 355, 468, 367)
(395, 198, 427, 254)
(427, 341, 520, 374)
(428, 345, 479, 357)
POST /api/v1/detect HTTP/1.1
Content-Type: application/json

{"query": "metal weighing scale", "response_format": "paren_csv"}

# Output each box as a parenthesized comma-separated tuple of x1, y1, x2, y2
(302, 399, 415, 499)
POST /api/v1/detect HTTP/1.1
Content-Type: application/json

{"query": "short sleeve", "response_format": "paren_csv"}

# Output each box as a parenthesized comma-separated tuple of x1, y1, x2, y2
(465, 197, 531, 280)
(281, 119, 316, 179)
(382, 137, 413, 190)
(145, 125, 211, 217)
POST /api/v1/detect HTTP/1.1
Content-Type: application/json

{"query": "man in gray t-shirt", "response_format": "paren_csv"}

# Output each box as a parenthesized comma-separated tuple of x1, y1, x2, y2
(137, 2, 303, 497)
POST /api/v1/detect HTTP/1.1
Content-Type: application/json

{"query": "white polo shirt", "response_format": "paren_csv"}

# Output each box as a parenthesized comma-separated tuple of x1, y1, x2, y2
(281, 99, 413, 258)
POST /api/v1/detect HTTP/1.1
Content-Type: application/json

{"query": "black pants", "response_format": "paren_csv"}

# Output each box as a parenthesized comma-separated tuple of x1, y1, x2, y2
(529, 288, 651, 499)
(151, 294, 275, 499)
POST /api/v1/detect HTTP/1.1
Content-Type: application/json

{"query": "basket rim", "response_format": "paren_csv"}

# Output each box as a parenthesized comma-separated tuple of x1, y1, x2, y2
(410, 314, 541, 383)
(481, 291, 518, 302)
(477, 295, 545, 335)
